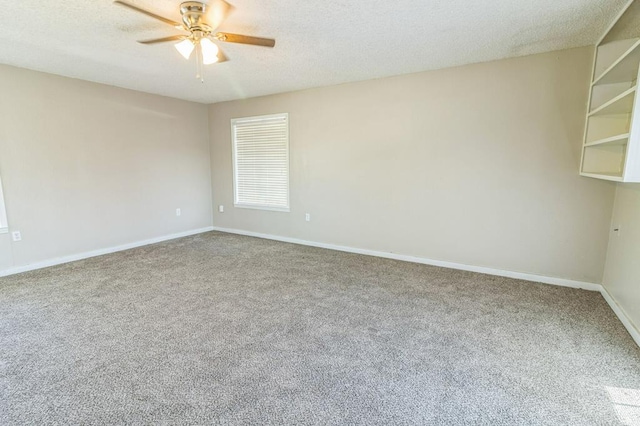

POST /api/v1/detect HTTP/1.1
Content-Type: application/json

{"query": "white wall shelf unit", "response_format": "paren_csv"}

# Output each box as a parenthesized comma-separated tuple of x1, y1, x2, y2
(589, 87, 636, 116)
(581, 0, 640, 182)
(585, 133, 630, 147)
(593, 39, 640, 85)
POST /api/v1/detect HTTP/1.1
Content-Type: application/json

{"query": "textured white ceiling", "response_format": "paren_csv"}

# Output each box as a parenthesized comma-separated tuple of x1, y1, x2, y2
(0, 0, 627, 103)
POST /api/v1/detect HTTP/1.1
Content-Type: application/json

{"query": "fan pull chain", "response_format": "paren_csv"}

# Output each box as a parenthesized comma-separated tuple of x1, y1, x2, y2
(195, 41, 204, 83)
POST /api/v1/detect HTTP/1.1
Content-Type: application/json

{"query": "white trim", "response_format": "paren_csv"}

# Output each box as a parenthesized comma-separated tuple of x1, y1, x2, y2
(211, 226, 640, 347)
(211, 226, 601, 291)
(2, 224, 637, 348)
(231, 113, 287, 124)
(234, 204, 291, 213)
(0, 227, 7, 234)
(600, 286, 640, 348)
(0, 227, 214, 278)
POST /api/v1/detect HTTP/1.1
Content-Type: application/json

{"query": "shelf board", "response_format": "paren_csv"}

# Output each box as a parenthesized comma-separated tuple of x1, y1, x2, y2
(589, 86, 636, 116)
(593, 39, 640, 86)
(580, 172, 624, 182)
(584, 133, 630, 147)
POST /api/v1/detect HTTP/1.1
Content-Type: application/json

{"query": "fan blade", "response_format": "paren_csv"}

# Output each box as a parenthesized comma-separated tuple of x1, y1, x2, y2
(138, 35, 186, 44)
(205, 0, 234, 31)
(114, 1, 182, 28)
(214, 32, 276, 48)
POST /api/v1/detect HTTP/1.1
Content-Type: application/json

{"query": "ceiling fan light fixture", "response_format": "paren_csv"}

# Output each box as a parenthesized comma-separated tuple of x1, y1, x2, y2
(117, 0, 276, 79)
(175, 39, 195, 59)
(200, 38, 220, 64)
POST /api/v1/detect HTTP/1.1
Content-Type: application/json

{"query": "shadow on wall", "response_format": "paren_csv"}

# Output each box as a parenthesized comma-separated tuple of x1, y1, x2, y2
(95, 96, 183, 120)
(0, 235, 13, 270)
(0, 175, 11, 269)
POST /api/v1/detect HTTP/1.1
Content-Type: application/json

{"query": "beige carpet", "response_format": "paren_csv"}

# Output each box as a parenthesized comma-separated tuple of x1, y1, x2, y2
(1, 231, 639, 425)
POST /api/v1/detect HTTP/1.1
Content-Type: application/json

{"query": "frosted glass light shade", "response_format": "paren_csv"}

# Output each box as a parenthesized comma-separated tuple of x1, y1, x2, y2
(200, 38, 220, 65)
(175, 39, 195, 59)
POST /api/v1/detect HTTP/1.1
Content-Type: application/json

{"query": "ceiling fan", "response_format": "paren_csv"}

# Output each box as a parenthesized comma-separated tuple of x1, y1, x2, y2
(115, 0, 276, 81)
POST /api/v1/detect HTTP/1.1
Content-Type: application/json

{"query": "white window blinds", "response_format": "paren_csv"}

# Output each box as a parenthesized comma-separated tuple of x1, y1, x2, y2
(232, 113, 290, 211)
(0, 176, 8, 234)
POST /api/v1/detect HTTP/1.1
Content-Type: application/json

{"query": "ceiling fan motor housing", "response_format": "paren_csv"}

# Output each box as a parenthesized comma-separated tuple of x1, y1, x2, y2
(180, 1, 211, 33)
(115, 0, 276, 60)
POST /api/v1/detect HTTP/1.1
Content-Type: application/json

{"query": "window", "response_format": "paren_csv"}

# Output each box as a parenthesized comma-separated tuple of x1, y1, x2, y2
(0, 176, 8, 234)
(232, 113, 290, 212)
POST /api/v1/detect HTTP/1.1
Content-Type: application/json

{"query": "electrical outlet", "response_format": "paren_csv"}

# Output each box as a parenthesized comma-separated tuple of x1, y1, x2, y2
(305, 213, 311, 222)
(11, 231, 22, 242)
(219, 205, 224, 213)
(176, 208, 181, 217)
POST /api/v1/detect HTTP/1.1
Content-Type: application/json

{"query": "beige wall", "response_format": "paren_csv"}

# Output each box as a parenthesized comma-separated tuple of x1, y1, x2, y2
(0, 65, 212, 272)
(0, 47, 621, 285)
(603, 184, 640, 333)
(210, 47, 616, 283)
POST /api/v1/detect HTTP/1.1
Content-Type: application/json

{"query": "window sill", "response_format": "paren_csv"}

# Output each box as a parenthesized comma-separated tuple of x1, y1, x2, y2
(234, 204, 290, 213)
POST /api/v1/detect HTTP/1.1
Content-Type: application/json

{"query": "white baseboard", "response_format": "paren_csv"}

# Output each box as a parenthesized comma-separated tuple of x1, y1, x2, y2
(211, 226, 601, 291)
(211, 226, 640, 347)
(0, 226, 214, 278)
(3, 224, 637, 348)
(600, 287, 640, 348)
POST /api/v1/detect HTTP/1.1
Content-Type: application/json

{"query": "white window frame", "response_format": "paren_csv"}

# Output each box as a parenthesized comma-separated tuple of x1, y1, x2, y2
(231, 113, 290, 212)
(0, 176, 8, 234)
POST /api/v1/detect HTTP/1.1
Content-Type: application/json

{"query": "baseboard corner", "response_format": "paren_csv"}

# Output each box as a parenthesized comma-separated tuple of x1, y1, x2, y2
(600, 287, 640, 348)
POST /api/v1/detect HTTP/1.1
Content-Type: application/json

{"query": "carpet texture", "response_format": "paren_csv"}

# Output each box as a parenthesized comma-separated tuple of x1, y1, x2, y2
(1, 231, 639, 425)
